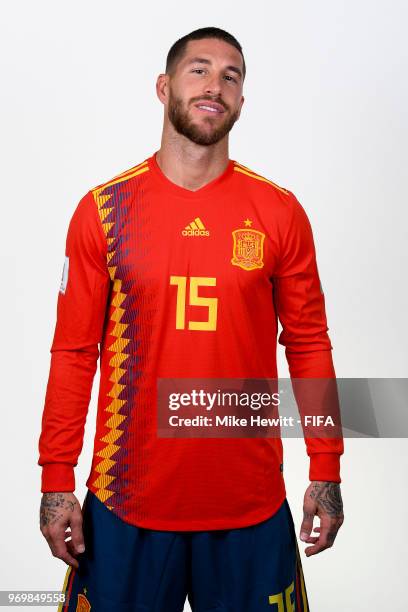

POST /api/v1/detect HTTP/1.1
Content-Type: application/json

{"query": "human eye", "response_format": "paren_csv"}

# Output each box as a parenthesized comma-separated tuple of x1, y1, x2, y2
(191, 68, 206, 75)
(224, 74, 237, 83)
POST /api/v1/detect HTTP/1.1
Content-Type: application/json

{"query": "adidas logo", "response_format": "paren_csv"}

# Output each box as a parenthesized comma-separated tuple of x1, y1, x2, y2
(182, 217, 210, 237)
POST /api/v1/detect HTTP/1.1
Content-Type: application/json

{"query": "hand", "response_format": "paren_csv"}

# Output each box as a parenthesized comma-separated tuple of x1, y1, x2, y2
(39, 492, 85, 569)
(299, 481, 344, 557)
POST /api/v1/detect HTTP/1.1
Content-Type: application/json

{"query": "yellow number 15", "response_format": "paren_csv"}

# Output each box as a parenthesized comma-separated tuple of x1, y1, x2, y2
(170, 276, 218, 331)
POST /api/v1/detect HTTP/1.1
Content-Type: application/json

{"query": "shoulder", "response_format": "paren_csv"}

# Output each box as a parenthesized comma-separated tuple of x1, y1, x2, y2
(234, 160, 310, 237)
(232, 159, 307, 221)
(89, 157, 150, 195)
(85, 158, 150, 239)
(232, 160, 292, 199)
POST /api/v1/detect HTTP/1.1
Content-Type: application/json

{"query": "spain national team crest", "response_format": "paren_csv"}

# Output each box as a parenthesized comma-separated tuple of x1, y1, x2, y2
(76, 593, 91, 611)
(231, 223, 265, 271)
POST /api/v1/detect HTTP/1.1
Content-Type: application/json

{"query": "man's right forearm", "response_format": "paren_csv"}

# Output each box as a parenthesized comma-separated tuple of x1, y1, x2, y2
(38, 344, 100, 492)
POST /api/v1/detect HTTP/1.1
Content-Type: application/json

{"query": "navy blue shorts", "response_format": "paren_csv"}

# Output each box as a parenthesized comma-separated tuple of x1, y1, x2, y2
(58, 489, 309, 611)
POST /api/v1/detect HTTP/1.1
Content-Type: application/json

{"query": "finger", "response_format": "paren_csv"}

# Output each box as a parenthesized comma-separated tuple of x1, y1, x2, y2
(302, 525, 322, 543)
(66, 539, 82, 561)
(305, 517, 340, 556)
(301, 535, 320, 544)
(306, 517, 333, 556)
(55, 539, 80, 569)
(50, 538, 80, 569)
(59, 550, 80, 569)
(69, 514, 85, 554)
(300, 504, 316, 541)
(49, 528, 80, 569)
(65, 534, 84, 556)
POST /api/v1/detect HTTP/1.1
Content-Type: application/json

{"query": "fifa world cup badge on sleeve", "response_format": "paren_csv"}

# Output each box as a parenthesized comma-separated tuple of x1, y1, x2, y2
(59, 255, 70, 294)
(231, 220, 265, 271)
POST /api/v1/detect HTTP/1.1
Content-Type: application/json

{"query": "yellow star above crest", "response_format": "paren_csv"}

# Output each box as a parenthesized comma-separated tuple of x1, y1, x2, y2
(244, 218, 252, 227)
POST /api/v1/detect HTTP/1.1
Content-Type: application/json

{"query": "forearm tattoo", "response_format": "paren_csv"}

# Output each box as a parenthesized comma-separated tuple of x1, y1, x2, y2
(309, 481, 343, 517)
(40, 493, 77, 527)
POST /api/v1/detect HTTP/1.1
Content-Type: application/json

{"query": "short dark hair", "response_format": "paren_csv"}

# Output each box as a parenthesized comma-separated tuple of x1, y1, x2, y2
(165, 27, 246, 81)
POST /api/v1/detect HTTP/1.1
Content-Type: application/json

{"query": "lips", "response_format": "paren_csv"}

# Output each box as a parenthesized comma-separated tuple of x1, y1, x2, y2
(194, 101, 226, 114)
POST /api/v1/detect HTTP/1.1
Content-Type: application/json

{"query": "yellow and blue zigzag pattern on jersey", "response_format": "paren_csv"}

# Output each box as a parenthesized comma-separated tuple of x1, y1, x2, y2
(89, 160, 150, 509)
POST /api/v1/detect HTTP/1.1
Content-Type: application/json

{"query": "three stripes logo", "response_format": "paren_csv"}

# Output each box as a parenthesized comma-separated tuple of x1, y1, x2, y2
(182, 217, 210, 237)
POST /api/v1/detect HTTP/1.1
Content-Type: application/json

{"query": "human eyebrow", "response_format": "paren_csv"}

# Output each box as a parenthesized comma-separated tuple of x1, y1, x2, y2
(187, 57, 242, 80)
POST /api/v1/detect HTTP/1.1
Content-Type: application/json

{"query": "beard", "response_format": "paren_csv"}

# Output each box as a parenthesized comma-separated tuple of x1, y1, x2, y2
(167, 88, 239, 146)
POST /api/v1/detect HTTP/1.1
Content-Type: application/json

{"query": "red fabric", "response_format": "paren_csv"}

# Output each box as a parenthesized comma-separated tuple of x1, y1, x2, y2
(38, 152, 343, 530)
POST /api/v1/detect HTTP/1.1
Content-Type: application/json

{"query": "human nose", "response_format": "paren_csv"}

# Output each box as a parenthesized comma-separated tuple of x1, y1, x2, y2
(203, 73, 222, 96)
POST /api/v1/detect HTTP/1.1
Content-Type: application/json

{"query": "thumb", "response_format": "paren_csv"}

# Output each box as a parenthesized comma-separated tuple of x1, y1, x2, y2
(300, 502, 316, 542)
(69, 513, 85, 554)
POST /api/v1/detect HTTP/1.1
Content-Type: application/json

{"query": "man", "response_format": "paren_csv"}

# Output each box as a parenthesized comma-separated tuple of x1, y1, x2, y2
(38, 26, 344, 611)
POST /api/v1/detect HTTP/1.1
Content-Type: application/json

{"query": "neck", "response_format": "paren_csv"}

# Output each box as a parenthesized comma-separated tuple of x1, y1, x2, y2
(156, 130, 230, 192)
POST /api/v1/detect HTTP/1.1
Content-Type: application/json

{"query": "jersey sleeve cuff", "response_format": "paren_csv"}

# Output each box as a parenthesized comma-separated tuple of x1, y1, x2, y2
(41, 463, 75, 492)
(309, 453, 341, 483)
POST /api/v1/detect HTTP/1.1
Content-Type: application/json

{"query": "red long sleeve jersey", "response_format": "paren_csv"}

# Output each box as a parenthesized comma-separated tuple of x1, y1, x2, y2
(38, 151, 343, 531)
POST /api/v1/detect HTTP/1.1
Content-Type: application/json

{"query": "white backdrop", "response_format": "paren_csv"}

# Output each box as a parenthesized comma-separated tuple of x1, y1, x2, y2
(1, 1, 407, 610)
